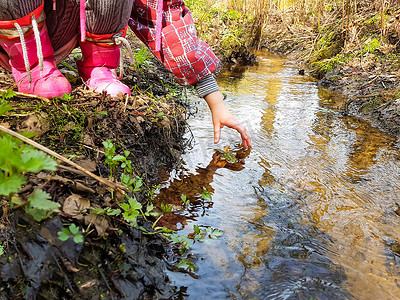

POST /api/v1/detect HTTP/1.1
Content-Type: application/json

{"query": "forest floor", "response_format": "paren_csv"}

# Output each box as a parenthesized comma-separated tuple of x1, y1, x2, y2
(0, 35, 194, 299)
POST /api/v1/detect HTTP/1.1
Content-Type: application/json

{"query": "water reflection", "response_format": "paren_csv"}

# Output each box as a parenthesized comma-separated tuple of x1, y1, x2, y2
(160, 51, 400, 299)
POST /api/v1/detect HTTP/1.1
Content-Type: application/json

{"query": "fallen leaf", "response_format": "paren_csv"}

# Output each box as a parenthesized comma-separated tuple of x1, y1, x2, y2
(79, 280, 99, 291)
(84, 214, 110, 237)
(63, 194, 90, 220)
(75, 159, 97, 172)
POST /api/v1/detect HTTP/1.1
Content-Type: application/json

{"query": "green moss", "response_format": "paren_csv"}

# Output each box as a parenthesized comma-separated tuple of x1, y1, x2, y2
(364, 14, 381, 26)
(311, 26, 344, 63)
(362, 38, 380, 54)
(360, 96, 383, 114)
(221, 10, 242, 22)
(311, 53, 350, 77)
(316, 31, 334, 48)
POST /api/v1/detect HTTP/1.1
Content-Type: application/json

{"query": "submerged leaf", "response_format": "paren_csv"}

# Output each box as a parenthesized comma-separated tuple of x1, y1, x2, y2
(176, 258, 196, 272)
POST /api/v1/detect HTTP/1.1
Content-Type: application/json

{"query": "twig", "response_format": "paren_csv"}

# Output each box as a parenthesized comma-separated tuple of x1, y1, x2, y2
(0, 89, 51, 104)
(344, 93, 380, 114)
(0, 125, 128, 195)
(58, 165, 88, 177)
(99, 269, 115, 300)
(123, 94, 129, 113)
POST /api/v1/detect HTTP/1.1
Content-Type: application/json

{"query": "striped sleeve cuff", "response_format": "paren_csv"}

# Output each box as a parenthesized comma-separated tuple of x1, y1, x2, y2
(194, 75, 220, 98)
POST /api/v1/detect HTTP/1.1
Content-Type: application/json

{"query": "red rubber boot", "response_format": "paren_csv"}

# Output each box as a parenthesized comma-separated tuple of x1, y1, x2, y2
(0, 5, 71, 98)
(77, 40, 131, 97)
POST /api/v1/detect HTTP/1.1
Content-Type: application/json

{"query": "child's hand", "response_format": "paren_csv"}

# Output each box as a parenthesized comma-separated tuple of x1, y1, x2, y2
(204, 91, 252, 147)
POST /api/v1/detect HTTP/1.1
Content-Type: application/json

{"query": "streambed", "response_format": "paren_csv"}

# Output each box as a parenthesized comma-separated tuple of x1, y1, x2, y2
(159, 51, 400, 299)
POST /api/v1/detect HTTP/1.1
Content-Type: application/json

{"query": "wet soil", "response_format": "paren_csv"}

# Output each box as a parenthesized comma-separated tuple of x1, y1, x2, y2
(317, 54, 400, 137)
(0, 39, 190, 299)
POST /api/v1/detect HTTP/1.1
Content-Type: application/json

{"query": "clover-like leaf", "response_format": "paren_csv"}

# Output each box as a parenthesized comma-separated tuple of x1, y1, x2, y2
(73, 234, 84, 244)
(68, 224, 80, 235)
(58, 228, 70, 241)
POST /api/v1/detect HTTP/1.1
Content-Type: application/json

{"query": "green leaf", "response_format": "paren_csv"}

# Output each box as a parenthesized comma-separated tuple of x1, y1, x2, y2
(2, 89, 16, 99)
(133, 177, 143, 192)
(69, 224, 79, 235)
(210, 229, 224, 239)
(93, 208, 105, 214)
(107, 208, 121, 216)
(193, 224, 200, 233)
(176, 258, 196, 272)
(58, 228, 70, 241)
(0, 102, 13, 116)
(121, 174, 135, 187)
(0, 173, 26, 196)
(0, 136, 20, 172)
(112, 155, 126, 162)
(97, 111, 108, 115)
(171, 236, 180, 243)
(61, 93, 74, 101)
(28, 190, 53, 209)
(123, 209, 139, 221)
(21, 150, 58, 172)
(26, 189, 60, 221)
(18, 131, 37, 139)
(120, 203, 130, 212)
(73, 234, 84, 244)
(128, 197, 142, 210)
(146, 204, 154, 212)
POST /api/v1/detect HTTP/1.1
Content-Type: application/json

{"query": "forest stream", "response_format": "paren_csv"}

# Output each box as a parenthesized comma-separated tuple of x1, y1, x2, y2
(157, 51, 400, 299)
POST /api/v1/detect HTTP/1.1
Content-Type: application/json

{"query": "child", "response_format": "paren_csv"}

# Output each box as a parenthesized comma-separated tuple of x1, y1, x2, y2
(0, 0, 251, 146)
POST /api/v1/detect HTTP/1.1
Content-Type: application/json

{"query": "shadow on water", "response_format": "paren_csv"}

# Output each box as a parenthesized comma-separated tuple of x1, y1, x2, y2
(157, 51, 400, 299)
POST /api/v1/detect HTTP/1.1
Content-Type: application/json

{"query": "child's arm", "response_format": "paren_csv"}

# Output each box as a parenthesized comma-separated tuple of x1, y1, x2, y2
(204, 90, 252, 147)
(196, 74, 251, 147)
(129, 2, 251, 147)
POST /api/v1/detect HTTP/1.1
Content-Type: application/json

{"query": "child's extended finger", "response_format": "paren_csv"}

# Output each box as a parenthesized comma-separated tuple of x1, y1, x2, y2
(214, 123, 221, 144)
(234, 124, 252, 147)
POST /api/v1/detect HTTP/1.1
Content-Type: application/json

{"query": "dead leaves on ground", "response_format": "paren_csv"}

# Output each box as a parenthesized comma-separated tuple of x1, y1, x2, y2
(62, 194, 111, 237)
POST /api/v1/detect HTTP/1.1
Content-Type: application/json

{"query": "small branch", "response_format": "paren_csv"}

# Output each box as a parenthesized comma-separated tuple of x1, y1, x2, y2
(0, 89, 51, 104)
(0, 125, 128, 195)
(344, 93, 380, 114)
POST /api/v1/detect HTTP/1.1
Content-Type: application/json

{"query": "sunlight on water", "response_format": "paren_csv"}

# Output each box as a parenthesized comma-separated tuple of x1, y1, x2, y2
(159, 51, 400, 299)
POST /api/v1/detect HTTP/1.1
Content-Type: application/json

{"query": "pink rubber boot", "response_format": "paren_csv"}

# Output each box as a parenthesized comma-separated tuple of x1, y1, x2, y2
(77, 41, 131, 97)
(0, 8, 71, 98)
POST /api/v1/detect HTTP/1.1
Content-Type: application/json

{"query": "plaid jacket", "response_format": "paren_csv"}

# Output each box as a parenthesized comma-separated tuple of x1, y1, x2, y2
(129, 0, 220, 86)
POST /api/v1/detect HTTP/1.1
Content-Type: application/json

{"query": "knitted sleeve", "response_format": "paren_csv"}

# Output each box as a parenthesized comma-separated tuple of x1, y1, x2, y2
(128, 0, 220, 86)
(194, 74, 219, 98)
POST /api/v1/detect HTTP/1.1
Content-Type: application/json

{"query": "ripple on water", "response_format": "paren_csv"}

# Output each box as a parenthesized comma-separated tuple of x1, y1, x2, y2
(161, 51, 400, 299)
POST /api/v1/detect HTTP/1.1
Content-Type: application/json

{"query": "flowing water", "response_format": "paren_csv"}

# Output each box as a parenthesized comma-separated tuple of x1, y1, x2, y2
(158, 51, 400, 299)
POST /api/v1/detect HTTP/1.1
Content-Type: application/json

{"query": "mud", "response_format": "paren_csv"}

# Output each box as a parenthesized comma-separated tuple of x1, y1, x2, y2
(0, 39, 190, 299)
(317, 54, 400, 137)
